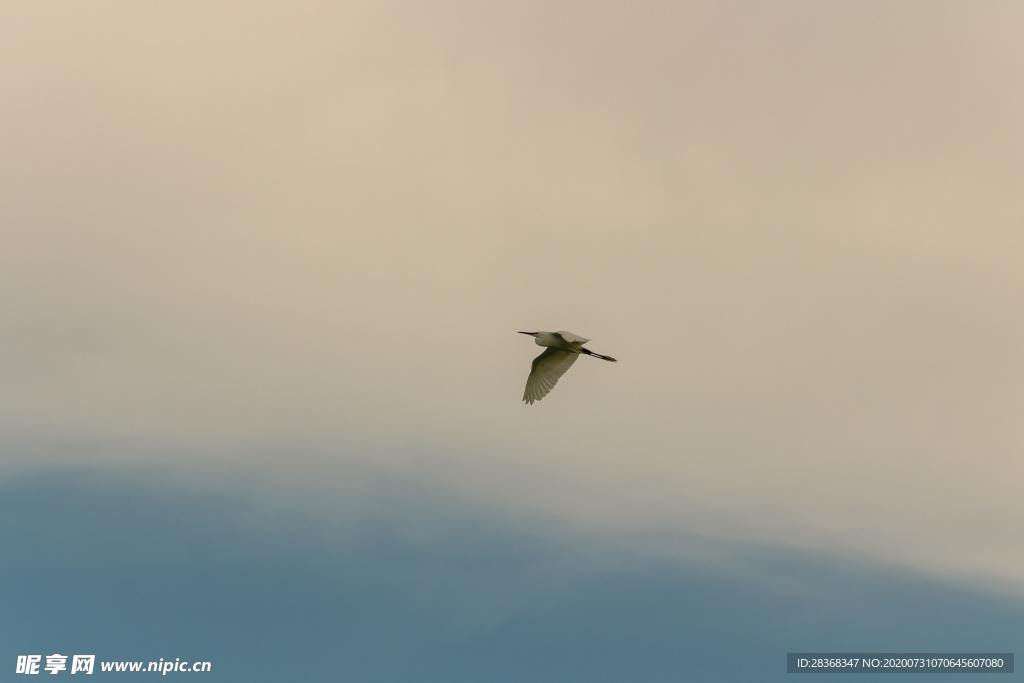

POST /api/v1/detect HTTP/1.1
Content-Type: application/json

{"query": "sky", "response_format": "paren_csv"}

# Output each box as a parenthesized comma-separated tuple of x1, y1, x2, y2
(2, 1, 1023, 680)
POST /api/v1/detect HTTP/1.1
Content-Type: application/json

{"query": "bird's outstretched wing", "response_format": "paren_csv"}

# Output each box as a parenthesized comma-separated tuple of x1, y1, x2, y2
(556, 331, 590, 344)
(523, 348, 579, 404)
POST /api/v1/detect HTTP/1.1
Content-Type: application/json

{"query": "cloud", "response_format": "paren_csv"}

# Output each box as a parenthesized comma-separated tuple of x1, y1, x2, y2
(2, 0, 1023, 588)
(2, 463, 1021, 682)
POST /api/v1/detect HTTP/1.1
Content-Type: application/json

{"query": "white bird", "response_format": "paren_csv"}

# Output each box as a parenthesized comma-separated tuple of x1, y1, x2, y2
(518, 330, 617, 404)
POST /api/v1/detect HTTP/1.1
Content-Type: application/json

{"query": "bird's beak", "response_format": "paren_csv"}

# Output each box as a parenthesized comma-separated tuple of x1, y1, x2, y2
(517, 331, 536, 336)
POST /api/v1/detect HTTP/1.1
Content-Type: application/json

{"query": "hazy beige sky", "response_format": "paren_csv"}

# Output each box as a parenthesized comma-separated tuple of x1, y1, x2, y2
(3, 1, 1023, 587)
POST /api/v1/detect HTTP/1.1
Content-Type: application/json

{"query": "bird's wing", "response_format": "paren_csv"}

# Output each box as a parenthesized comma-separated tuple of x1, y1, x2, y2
(555, 330, 590, 344)
(523, 348, 579, 404)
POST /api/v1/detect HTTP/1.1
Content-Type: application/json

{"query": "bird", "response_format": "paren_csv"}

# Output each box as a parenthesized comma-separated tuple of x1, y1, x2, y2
(518, 330, 617, 404)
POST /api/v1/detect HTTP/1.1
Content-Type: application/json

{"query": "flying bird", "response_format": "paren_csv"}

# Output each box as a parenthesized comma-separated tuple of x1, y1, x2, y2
(518, 331, 617, 404)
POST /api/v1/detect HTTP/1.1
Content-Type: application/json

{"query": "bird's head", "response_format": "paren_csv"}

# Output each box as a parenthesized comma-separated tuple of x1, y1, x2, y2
(517, 331, 538, 337)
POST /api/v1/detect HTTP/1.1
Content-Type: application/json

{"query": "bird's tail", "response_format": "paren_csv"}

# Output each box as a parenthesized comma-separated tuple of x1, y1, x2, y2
(582, 348, 617, 362)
